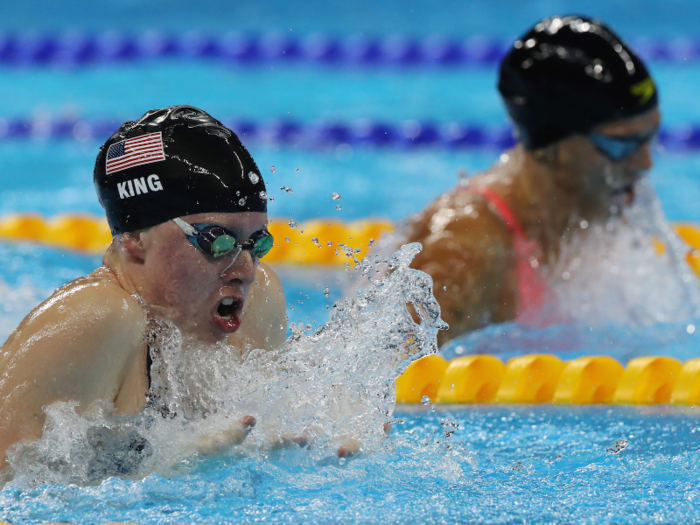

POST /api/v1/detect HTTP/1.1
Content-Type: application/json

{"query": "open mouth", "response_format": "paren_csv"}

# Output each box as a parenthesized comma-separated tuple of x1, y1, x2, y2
(611, 183, 635, 207)
(213, 296, 244, 333)
(217, 297, 241, 319)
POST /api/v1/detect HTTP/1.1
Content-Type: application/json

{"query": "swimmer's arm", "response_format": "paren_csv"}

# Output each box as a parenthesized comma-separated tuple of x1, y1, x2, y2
(0, 282, 146, 467)
(227, 262, 287, 352)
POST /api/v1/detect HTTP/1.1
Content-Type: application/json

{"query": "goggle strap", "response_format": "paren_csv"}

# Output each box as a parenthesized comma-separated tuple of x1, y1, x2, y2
(173, 217, 198, 237)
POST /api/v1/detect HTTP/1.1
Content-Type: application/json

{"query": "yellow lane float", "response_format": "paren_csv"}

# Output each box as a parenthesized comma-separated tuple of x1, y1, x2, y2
(436, 355, 505, 403)
(494, 354, 565, 404)
(398, 354, 700, 406)
(674, 223, 700, 275)
(613, 356, 682, 405)
(395, 355, 448, 403)
(5, 214, 700, 273)
(554, 356, 624, 404)
(671, 358, 700, 405)
(0, 213, 394, 265)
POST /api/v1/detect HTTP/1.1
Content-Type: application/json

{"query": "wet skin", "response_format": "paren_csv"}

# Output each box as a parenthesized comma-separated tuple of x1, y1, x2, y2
(0, 211, 287, 469)
(405, 109, 660, 345)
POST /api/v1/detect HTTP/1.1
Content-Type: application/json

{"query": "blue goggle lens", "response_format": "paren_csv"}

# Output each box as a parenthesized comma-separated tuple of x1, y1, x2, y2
(590, 129, 657, 162)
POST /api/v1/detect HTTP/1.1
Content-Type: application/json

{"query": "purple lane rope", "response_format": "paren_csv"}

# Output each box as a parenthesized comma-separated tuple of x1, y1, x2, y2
(2, 117, 700, 152)
(0, 31, 698, 68)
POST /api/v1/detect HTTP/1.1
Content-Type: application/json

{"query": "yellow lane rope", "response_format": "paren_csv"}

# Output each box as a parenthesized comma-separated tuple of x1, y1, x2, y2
(0, 214, 394, 265)
(0, 213, 699, 271)
(397, 354, 700, 405)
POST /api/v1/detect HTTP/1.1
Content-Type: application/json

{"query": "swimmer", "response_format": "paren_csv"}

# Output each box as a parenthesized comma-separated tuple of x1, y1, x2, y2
(0, 106, 287, 469)
(405, 16, 660, 344)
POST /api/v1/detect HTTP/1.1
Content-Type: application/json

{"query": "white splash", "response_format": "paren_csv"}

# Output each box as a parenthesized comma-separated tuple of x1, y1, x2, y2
(544, 178, 700, 326)
(4, 244, 446, 487)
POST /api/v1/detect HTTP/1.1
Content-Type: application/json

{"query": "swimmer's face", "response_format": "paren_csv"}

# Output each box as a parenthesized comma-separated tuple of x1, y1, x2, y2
(135, 211, 266, 344)
(552, 107, 660, 219)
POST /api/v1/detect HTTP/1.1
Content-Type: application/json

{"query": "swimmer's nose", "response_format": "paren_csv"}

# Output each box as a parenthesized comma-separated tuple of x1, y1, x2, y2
(220, 248, 256, 285)
(626, 141, 654, 172)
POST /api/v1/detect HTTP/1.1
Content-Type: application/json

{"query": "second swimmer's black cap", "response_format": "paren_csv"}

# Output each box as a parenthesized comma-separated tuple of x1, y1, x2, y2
(94, 105, 267, 235)
(498, 16, 658, 150)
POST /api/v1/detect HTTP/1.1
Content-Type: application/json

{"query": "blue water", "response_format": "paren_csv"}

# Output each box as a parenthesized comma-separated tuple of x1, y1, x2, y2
(0, 0, 694, 38)
(3, 406, 700, 524)
(3, 1, 700, 523)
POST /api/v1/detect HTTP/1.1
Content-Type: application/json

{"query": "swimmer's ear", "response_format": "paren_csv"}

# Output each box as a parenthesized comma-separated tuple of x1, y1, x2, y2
(121, 231, 147, 261)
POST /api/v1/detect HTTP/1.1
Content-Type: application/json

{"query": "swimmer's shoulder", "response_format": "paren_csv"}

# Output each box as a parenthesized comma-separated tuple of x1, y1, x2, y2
(0, 267, 149, 427)
(4, 267, 147, 360)
(26, 267, 145, 328)
(407, 180, 514, 252)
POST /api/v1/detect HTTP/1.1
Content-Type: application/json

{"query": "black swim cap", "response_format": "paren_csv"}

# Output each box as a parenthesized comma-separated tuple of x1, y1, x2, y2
(94, 105, 267, 235)
(498, 16, 658, 150)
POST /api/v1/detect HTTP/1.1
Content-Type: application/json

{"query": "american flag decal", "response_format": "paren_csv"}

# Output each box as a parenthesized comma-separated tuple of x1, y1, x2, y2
(106, 132, 165, 175)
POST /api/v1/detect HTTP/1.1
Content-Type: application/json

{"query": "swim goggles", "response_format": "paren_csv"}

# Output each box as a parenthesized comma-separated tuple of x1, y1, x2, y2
(589, 128, 658, 162)
(172, 217, 274, 260)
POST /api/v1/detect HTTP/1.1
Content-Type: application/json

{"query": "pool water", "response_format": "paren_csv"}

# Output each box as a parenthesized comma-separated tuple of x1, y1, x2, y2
(2, 1, 700, 523)
(3, 405, 700, 524)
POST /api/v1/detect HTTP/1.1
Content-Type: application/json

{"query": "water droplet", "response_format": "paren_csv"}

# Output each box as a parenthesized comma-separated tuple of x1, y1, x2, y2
(286, 187, 294, 193)
(248, 171, 260, 184)
(688, 324, 696, 334)
(265, 297, 270, 302)
(338, 457, 346, 466)
(442, 286, 447, 291)
(285, 237, 290, 242)
(421, 396, 430, 405)
(295, 168, 300, 172)
(280, 186, 286, 190)
(327, 241, 332, 247)
(270, 165, 276, 173)
(323, 286, 330, 297)
(269, 196, 274, 201)
(332, 192, 341, 201)
(259, 191, 268, 200)
(312, 237, 319, 245)
(288, 220, 297, 229)
(238, 198, 246, 206)
(336, 205, 342, 210)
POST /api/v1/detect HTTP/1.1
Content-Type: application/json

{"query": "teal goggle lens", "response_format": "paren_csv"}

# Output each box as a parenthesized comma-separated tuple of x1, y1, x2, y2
(188, 224, 274, 259)
(250, 232, 274, 259)
(210, 234, 238, 257)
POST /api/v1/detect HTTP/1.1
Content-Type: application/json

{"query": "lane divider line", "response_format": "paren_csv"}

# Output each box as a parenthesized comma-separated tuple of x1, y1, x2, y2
(0, 213, 394, 265)
(5, 118, 700, 153)
(397, 354, 700, 405)
(0, 31, 695, 68)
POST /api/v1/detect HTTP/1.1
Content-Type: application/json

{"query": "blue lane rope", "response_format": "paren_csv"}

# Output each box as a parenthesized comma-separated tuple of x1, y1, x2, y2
(0, 31, 698, 67)
(4, 117, 700, 152)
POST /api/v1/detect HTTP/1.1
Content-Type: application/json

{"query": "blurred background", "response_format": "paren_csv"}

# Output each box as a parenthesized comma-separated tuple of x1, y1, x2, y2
(0, 0, 698, 340)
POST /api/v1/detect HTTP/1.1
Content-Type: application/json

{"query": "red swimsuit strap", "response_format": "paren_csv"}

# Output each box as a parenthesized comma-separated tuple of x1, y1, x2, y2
(466, 186, 548, 321)
(470, 186, 527, 238)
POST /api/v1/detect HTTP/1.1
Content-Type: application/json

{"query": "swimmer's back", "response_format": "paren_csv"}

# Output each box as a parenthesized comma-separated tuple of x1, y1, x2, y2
(0, 269, 148, 468)
(405, 180, 520, 343)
